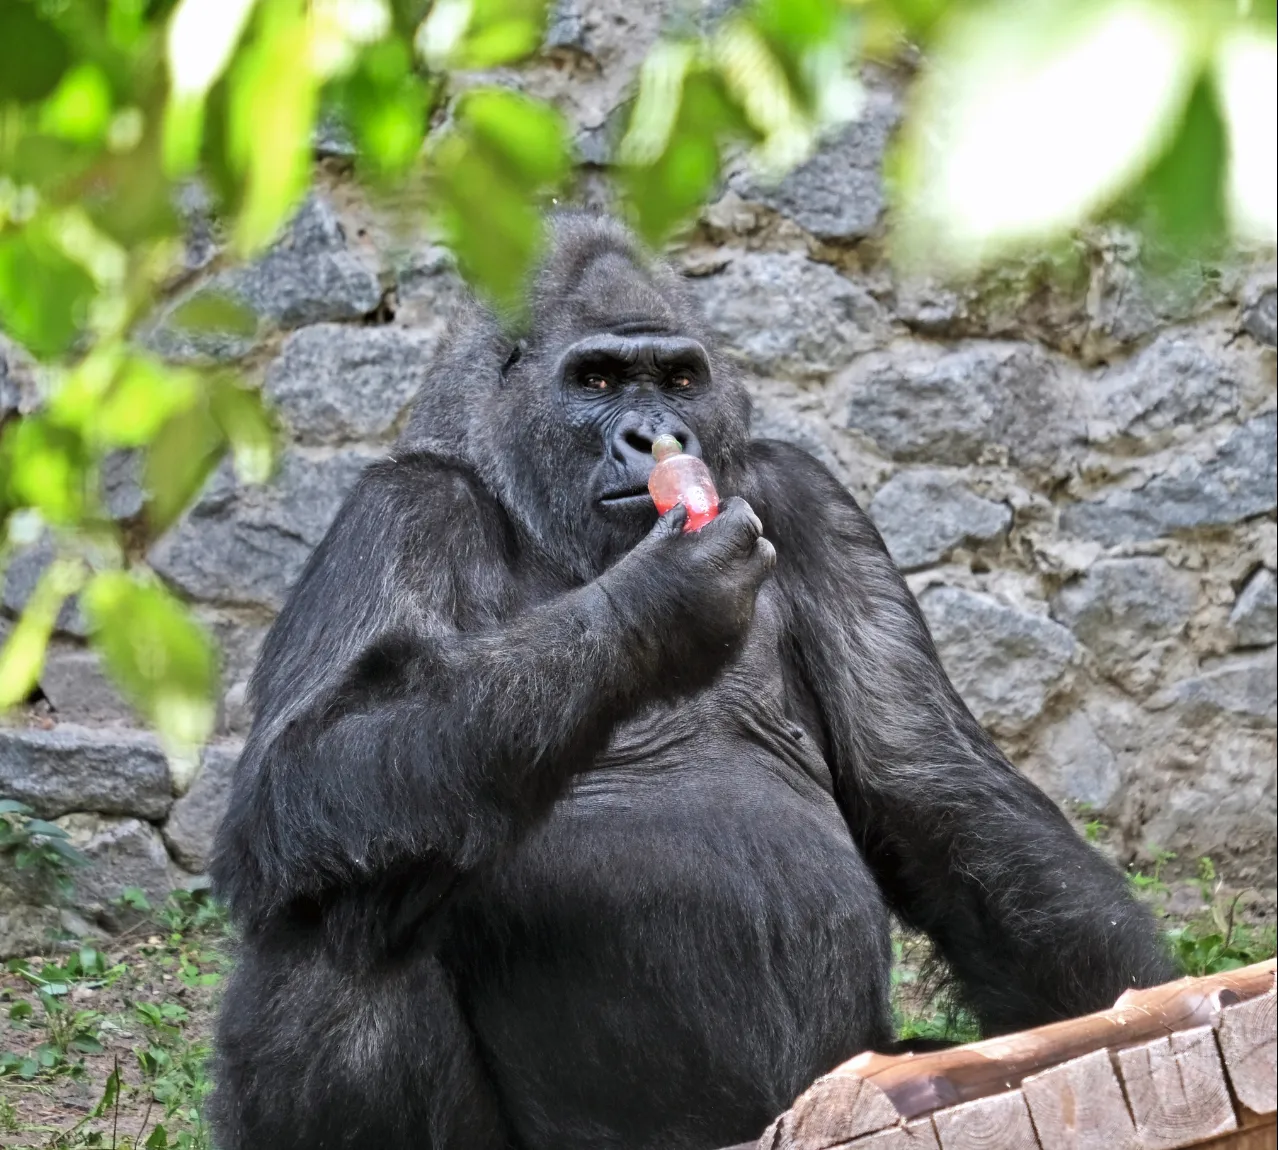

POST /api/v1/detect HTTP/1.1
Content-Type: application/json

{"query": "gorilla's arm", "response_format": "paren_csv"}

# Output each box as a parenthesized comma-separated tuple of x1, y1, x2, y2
(745, 441, 1174, 1034)
(213, 455, 654, 937)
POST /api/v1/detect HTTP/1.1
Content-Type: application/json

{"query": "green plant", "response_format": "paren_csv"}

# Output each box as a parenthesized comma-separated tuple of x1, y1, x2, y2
(0, 799, 88, 899)
(1165, 857, 1278, 976)
(134, 999, 214, 1150)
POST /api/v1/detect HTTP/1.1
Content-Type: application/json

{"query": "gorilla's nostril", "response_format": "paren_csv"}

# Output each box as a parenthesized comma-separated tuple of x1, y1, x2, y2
(623, 429, 655, 456)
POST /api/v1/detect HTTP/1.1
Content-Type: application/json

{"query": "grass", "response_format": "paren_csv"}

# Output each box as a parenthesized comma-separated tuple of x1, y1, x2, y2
(0, 890, 227, 1150)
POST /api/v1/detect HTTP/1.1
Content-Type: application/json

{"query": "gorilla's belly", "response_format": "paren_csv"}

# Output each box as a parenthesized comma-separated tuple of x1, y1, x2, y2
(451, 744, 893, 1150)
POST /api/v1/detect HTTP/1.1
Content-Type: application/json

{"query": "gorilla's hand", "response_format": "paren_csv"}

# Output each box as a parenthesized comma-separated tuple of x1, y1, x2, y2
(603, 497, 777, 672)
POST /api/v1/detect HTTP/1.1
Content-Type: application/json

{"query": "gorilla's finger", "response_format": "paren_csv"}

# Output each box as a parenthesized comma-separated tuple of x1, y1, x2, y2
(755, 538, 777, 571)
(650, 504, 688, 540)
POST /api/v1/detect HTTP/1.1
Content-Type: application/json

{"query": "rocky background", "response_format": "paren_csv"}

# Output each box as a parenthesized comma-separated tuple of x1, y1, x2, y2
(1, 2, 1275, 956)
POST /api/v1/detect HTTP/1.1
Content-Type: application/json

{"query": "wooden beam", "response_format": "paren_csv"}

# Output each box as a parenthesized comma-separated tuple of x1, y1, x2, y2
(755, 961, 1275, 1150)
(930, 1089, 1038, 1150)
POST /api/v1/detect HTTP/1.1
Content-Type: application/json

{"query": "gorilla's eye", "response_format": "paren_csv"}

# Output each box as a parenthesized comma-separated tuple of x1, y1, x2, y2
(668, 373, 694, 391)
(581, 373, 612, 391)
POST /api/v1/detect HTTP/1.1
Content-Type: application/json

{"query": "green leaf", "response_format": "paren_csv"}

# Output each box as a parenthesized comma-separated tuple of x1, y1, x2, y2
(461, 89, 570, 186)
(430, 90, 569, 307)
(0, 2, 71, 103)
(82, 571, 218, 759)
(39, 63, 114, 144)
(91, 1063, 121, 1117)
(0, 800, 34, 815)
(9, 1002, 32, 1022)
(0, 225, 98, 359)
(144, 402, 226, 536)
(338, 37, 432, 178)
(165, 291, 260, 339)
(227, 0, 320, 250)
(0, 557, 85, 709)
(1136, 72, 1228, 257)
(0, 416, 92, 524)
(209, 376, 276, 484)
(416, 0, 548, 70)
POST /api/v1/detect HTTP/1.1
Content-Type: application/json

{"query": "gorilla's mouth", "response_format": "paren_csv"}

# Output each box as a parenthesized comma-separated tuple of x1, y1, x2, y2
(598, 487, 654, 512)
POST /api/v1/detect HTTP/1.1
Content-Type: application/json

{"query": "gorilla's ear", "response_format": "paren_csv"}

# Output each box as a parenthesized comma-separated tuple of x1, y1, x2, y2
(500, 340, 527, 381)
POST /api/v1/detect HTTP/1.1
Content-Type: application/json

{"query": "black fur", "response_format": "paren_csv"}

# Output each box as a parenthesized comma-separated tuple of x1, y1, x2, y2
(208, 213, 1174, 1150)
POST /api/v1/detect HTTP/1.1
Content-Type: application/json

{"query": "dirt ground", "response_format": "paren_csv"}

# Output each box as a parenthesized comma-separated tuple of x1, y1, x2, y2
(0, 895, 226, 1150)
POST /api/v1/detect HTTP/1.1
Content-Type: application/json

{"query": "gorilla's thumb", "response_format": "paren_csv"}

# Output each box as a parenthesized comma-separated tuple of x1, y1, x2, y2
(648, 505, 688, 541)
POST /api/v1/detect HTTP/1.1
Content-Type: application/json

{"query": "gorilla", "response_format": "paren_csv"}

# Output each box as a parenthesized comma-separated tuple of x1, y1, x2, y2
(208, 213, 1173, 1150)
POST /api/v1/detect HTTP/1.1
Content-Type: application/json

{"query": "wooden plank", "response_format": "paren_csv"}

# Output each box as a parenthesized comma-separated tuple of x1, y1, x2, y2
(1115, 1024, 1237, 1150)
(1216, 990, 1277, 1116)
(808, 962, 1276, 1126)
(833, 1118, 941, 1149)
(1187, 1113, 1276, 1150)
(931, 1089, 1039, 1150)
(1021, 1047, 1140, 1150)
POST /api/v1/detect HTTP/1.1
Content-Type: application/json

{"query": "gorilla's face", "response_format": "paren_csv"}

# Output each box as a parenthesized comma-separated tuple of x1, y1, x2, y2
(472, 221, 751, 579)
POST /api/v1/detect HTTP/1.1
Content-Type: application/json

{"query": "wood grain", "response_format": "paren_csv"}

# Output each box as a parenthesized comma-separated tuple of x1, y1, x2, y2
(833, 1118, 940, 1149)
(931, 1089, 1039, 1150)
(1021, 1047, 1139, 1150)
(1216, 989, 1277, 1116)
(1115, 1024, 1237, 1150)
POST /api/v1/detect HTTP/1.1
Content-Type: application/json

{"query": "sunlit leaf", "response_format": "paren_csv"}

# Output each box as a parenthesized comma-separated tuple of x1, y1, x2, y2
(82, 571, 218, 764)
(461, 89, 569, 185)
(0, 558, 86, 709)
(894, 0, 1200, 270)
(210, 376, 276, 484)
(338, 37, 432, 177)
(1216, 25, 1278, 244)
(714, 18, 809, 172)
(0, 224, 97, 358)
(416, 0, 547, 70)
(227, 0, 320, 250)
(429, 90, 569, 307)
(144, 403, 225, 535)
(0, 417, 91, 525)
(311, 0, 392, 77)
(618, 41, 696, 167)
(97, 359, 204, 449)
(39, 64, 114, 144)
(0, 2, 70, 103)
(164, 0, 258, 174)
(621, 70, 741, 244)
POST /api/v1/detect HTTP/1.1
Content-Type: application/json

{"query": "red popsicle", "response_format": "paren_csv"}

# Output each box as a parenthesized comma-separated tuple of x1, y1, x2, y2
(648, 434, 719, 532)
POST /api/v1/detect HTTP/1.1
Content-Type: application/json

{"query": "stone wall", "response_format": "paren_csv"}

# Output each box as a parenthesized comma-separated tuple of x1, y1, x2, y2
(1, 2, 1275, 954)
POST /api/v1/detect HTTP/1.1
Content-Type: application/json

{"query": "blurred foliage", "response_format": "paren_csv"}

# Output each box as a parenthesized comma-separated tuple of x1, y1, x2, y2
(0, 0, 1273, 763)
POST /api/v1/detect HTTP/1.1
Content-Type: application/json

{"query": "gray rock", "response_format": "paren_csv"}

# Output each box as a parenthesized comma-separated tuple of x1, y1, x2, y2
(545, 0, 587, 50)
(56, 814, 177, 931)
(149, 447, 378, 610)
(102, 450, 144, 519)
(1085, 332, 1240, 446)
(265, 325, 437, 444)
(313, 113, 357, 159)
(0, 884, 64, 960)
(1061, 412, 1278, 544)
(38, 645, 135, 725)
(0, 725, 172, 820)
(728, 86, 899, 241)
(689, 251, 888, 377)
(1232, 568, 1278, 648)
(147, 195, 382, 361)
(868, 469, 1011, 570)
(919, 585, 1077, 736)
(842, 340, 1083, 469)
(1029, 710, 1122, 809)
(1052, 558, 1197, 671)
(1243, 288, 1276, 347)
(2, 536, 88, 637)
(392, 243, 468, 330)
(1158, 652, 1277, 728)
(163, 742, 242, 872)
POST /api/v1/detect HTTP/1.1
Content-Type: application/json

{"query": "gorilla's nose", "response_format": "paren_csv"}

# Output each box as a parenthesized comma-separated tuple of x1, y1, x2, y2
(610, 414, 702, 472)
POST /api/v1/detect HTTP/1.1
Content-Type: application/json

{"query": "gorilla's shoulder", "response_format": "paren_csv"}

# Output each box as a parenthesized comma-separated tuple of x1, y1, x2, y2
(340, 451, 511, 539)
(744, 438, 849, 504)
